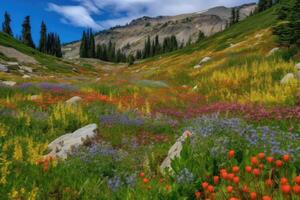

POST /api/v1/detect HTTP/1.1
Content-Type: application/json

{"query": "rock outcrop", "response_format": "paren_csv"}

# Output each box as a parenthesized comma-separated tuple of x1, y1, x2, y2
(46, 124, 98, 159)
(160, 130, 193, 171)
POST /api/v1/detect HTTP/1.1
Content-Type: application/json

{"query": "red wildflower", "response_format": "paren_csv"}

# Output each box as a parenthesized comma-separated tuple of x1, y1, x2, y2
(143, 178, 149, 184)
(251, 157, 259, 165)
(228, 150, 235, 158)
(195, 191, 201, 199)
(233, 176, 240, 184)
(265, 179, 273, 187)
(283, 154, 290, 162)
(266, 157, 274, 164)
(252, 168, 260, 177)
(202, 182, 209, 189)
(280, 177, 288, 185)
(258, 153, 265, 160)
(250, 192, 257, 200)
(213, 176, 219, 185)
(227, 185, 233, 193)
(262, 195, 272, 200)
(281, 185, 291, 194)
(275, 160, 283, 168)
(293, 185, 300, 194)
(232, 166, 239, 174)
(139, 172, 145, 178)
(295, 176, 300, 185)
(245, 166, 252, 173)
(242, 185, 249, 193)
(207, 185, 214, 193)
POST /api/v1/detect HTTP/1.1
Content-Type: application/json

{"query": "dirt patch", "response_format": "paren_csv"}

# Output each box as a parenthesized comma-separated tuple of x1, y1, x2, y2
(0, 45, 38, 64)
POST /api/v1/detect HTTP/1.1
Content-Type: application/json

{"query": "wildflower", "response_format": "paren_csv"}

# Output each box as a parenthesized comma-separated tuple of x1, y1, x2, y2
(139, 172, 145, 178)
(227, 185, 233, 193)
(266, 157, 274, 164)
(207, 185, 214, 193)
(202, 182, 209, 189)
(228, 150, 235, 158)
(280, 177, 288, 185)
(251, 157, 259, 165)
(250, 192, 257, 200)
(232, 166, 239, 174)
(143, 178, 149, 184)
(242, 185, 249, 193)
(283, 155, 290, 162)
(213, 176, 219, 184)
(281, 185, 291, 194)
(245, 166, 252, 173)
(233, 177, 240, 184)
(227, 173, 234, 181)
(259, 164, 264, 170)
(165, 185, 171, 191)
(265, 179, 273, 187)
(221, 171, 228, 179)
(195, 191, 201, 199)
(252, 168, 260, 177)
(262, 196, 272, 200)
(258, 153, 265, 160)
(275, 160, 283, 168)
(294, 176, 300, 185)
(293, 185, 300, 194)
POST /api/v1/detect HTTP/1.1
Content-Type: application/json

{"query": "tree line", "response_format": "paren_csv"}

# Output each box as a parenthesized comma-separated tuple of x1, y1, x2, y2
(1, 11, 62, 57)
(273, 0, 300, 46)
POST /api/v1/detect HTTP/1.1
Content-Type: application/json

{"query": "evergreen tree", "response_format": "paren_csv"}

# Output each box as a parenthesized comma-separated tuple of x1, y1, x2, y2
(230, 8, 236, 25)
(38, 21, 47, 53)
(154, 35, 161, 54)
(80, 31, 88, 58)
(289, 0, 300, 45)
(197, 31, 205, 43)
(54, 34, 62, 57)
(2, 11, 12, 36)
(21, 16, 35, 48)
(235, 9, 240, 23)
(127, 54, 135, 65)
(87, 29, 95, 58)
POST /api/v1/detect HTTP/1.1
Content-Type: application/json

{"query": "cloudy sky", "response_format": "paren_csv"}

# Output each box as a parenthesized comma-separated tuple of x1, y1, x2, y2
(0, 0, 256, 43)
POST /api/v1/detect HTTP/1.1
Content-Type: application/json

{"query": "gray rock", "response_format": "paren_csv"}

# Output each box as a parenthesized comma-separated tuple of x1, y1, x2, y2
(1, 81, 16, 86)
(0, 64, 8, 72)
(267, 47, 279, 56)
(160, 131, 193, 171)
(295, 63, 300, 71)
(280, 73, 296, 84)
(30, 95, 40, 100)
(193, 64, 202, 69)
(19, 66, 33, 73)
(46, 124, 98, 159)
(199, 56, 211, 64)
(66, 96, 82, 105)
(22, 75, 31, 79)
(6, 62, 19, 70)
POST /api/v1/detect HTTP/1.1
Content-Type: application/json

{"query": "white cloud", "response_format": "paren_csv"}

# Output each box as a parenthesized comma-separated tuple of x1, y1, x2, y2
(48, 0, 255, 30)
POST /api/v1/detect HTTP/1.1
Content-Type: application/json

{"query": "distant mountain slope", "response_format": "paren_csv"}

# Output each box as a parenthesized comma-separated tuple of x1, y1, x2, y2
(62, 3, 256, 59)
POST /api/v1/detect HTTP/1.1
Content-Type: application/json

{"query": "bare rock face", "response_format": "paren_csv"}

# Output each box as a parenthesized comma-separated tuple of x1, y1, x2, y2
(280, 73, 296, 84)
(0, 45, 38, 64)
(160, 130, 193, 171)
(1, 81, 16, 86)
(46, 124, 98, 159)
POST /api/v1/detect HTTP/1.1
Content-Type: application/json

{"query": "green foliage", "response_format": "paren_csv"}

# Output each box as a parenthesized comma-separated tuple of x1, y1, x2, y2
(21, 16, 35, 49)
(2, 11, 13, 36)
(38, 21, 47, 53)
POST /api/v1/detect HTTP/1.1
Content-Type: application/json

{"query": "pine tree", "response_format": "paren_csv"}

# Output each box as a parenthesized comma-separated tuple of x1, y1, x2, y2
(289, 0, 300, 45)
(54, 34, 62, 57)
(235, 9, 240, 23)
(230, 8, 236, 25)
(22, 16, 35, 48)
(127, 54, 135, 65)
(197, 31, 205, 43)
(2, 11, 12, 36)
(87, 29, 95, 58)
(38, 21, 47, 53)
(80, 31, 88, 58)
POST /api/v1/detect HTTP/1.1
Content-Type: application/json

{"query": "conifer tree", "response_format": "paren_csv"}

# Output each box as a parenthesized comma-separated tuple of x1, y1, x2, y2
(38, 21, 47, 53)
(80, 31, 88, 58)
(235, 9, 240, 23)
(22, 16, 35, 48)
(230, 8, 236, 25)
(2, 11, 12, 36)
(197, 31, 205, 43)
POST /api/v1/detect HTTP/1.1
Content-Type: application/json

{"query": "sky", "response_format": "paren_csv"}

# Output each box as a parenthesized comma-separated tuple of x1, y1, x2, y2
(0, 0, 256, 44)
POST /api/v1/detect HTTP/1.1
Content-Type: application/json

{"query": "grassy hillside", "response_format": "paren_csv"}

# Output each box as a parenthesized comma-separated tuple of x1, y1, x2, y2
(0, 32, 77, 73)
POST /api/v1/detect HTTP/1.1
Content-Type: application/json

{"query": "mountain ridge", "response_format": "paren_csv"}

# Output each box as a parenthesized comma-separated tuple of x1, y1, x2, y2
(62, 3, 257, 59)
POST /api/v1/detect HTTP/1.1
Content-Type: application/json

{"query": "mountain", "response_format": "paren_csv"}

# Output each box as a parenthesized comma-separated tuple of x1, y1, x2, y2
(62, 3, 256, 59)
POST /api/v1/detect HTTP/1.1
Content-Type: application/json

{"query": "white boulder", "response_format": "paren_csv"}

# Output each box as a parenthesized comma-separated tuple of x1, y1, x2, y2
(0, 64, 8, 72)
(22, 75, 31, 79)
(194, 64, 202, 69)
(160, 130, 193, 171)
(1, 81, 16, 86)
(199, 57, 211, 64)
(280, 73, 296, 84)
(47, 124, 98, 159)
(66, 96, 82, 105)
(19, 66, 33, 73)
(267, 47, 279, 56)
(295, 63, 300, 71)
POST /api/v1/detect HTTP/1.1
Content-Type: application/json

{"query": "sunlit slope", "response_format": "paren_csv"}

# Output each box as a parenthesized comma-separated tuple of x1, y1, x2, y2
(128, 7, 298, 105)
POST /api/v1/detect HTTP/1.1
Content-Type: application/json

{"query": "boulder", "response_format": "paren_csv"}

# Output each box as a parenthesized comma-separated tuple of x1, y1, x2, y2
(199, 57, 211, 64)
(267, 47, 279, 56)
(22, 75, 31, 79)
(193, 64, 202, 69)
(66, 96, 82, 105)
(6, 62, 19, 70)
(160, 131, 193, 171)
(192, 85, 198, 91)
(30, 95, 40, 100)
(46, 124, 98, 159)
(280, 73, 296, 84)
(19, 66, 33, 73)
(0, 64, 8, 72)
(1, 81, 16, 87)
(295, 63, 300, 71)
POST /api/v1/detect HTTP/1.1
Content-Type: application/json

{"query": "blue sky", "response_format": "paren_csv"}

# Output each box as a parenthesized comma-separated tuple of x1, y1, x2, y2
(0, 0, 256, 44)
